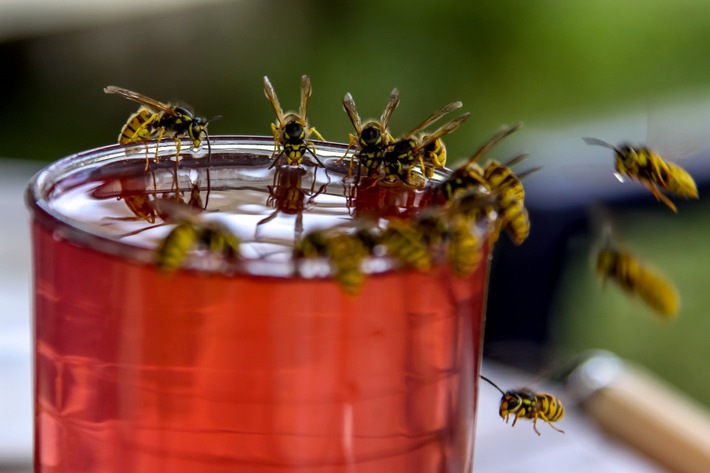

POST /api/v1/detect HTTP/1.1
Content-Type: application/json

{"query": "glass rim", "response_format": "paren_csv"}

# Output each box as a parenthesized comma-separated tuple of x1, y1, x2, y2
(26, 135, 492, 279)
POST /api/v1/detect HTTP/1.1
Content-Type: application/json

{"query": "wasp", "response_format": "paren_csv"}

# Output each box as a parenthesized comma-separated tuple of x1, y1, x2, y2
(444, 213, 483, 277)
(583, 137, 698, 213)
(437, 124, 536, 245)
(436, 123, 524, 203)
(342, 88, 400, 179)
(263, 75, 325, 168)
(294, 225, 376, 295)
(596, 242, 679, 319)
(378, 218, 433, 271)
(104, 86, 216, 170)
(383, 102, 469, 185)
(480, 375, 565, 436)
(480, 155, 538, 246)
(410, 202, 486, 277)
(418, 111, 474, 179)
(154, 201, 240, 273)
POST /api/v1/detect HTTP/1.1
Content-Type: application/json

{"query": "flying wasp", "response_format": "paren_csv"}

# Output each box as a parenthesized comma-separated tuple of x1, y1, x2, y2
(383, 101, 469, 185)
(583, 137, 698, 213)
(595, 227, 680, 319)
(264, 75, 325, 168)
(480, 375, 565, 436)
(342, 88, 400, 180)
(154, 200, 240, 273)
(104, 86, 216, 170)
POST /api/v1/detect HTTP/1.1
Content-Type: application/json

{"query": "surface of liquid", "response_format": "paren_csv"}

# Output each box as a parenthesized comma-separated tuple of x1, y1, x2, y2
(42, 139, 440, 275)
(30, 138, 489, 473)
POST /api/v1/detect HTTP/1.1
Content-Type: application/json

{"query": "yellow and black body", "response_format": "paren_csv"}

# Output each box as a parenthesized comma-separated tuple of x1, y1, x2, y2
(264, 75, 325, 168)
(596, 245, 679, 319)
(105, 86, 213, 169)
(480, 374, 565, 436)
(342, 88, 400, 179)
(583, 138, 698, 213)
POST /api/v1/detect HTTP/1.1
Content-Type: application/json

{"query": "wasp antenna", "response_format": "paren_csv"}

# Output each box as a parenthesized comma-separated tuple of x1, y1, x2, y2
(501, 153, 529, 168)
(516, 166, 543, 180)
(480, 375, 506, 396)
(583, 137, 617, 151)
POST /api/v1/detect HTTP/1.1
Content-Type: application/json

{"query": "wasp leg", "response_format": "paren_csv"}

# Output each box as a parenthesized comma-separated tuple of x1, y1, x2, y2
(294, 211, 303, 243)
(418, 155, 428, 179)
(255, 209, 279, 240)
(337, 133, 357, 162)
(153, 127, 167, 165)
(646, 183, 678, 213)
(143, 141, 151, 171)
(532, 416, 542, 436)
(174, 137, 182, 168)
(337, 134, 360, 179)
(309, 126, 325, 141)
(270, 123, 283, 158)
(543, 419, 565, 434)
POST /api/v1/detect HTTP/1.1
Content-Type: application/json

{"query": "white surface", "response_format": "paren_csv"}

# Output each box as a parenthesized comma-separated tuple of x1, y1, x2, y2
(0, 161, 41, 466)
(474, 362, 666, 473)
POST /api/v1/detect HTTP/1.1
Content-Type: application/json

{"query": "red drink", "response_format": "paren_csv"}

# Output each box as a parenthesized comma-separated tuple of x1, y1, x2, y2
(28, 138, 490, 473)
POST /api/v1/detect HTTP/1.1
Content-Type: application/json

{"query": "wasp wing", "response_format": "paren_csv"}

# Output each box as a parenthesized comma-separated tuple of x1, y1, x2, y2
(104, 85, 177, 116)
(263, 76, 286, 127)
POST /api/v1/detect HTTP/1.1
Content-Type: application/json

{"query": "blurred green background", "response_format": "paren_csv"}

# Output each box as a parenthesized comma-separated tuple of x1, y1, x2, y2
(4, 0, 710, 408)
(5, 0, 710, 163)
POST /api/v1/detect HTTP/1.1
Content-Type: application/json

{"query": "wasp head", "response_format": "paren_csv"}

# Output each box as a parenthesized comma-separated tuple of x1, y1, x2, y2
(283, 114, 306, 142)
(360, 123, 383, 147)
(187, 117, 207, 148)
(500, 392, 525, 418)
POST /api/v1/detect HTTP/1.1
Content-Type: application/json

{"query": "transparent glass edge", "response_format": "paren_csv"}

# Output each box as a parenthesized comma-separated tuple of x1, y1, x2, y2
(25, 135, 492, 278)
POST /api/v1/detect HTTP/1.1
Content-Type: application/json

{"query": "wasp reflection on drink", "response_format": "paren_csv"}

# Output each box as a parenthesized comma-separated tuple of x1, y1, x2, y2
(264, 75, 326, 168)
(480, 375, 565, 436)
(255, 165, 328, 242)
(91, 163, 212, 231)
(583, 137, 698, 212)
(104, 85, 217, 170)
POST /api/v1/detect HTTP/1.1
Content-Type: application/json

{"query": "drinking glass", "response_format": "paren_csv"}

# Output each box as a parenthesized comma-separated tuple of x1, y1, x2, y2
(26, 137, 491, 473)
